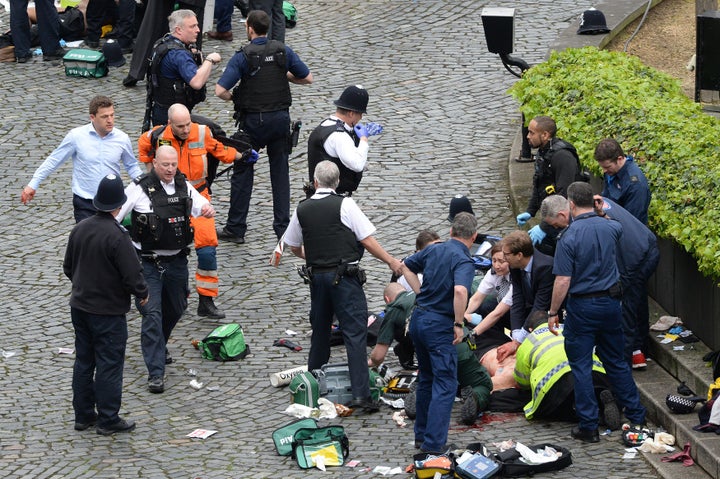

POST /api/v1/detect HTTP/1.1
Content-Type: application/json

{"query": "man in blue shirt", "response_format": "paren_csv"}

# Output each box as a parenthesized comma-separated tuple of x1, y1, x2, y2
(547, 182, 646, 443)
(401, 212, 477, 453)
(595, 138, 651, 225)
(21, 96, 143, 223)
(215, 9, 313, 242)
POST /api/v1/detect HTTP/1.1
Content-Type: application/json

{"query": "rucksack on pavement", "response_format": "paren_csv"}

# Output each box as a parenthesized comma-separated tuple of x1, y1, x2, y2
(198, 323, 250, 361)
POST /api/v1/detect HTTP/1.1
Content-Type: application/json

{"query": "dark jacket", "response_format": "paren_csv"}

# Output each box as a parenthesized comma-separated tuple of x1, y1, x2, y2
(64, 213, 148, 315)
(509, 249, 555, 331)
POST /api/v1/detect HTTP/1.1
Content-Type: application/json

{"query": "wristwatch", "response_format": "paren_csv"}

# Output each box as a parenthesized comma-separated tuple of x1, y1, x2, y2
(454, 322, 464, 328)
(547, 311, 558, 317)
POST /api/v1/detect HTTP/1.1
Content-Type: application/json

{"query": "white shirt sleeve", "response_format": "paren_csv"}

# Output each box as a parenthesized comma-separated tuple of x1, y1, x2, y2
(340, 197, 376, 240)
(283, 210, 303, 247)
(324, 130, 369, 173)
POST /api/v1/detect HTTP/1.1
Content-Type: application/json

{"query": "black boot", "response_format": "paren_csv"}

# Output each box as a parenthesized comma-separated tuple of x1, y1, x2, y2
(197, 295, 226, 319)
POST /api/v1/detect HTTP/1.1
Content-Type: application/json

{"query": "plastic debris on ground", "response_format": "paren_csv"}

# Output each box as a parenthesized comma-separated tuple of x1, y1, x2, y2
(380, 396, 405, 409)
(186, 428, 217, 439)
(284, 398, 337, 419)
(515, 442, 560, 464)
(650, 315, 682, 331)
(392, 411, 407, 428)
(2, 350, 16, 358)
(189, 379, 204, 390)
(57, 347, 74, 354)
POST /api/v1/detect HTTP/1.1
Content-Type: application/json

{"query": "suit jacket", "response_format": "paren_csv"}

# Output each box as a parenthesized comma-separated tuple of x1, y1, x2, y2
(510, 249, 555, 332)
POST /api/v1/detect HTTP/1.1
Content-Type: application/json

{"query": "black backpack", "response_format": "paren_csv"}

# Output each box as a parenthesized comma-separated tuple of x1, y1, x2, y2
(495, 443, 572, 477)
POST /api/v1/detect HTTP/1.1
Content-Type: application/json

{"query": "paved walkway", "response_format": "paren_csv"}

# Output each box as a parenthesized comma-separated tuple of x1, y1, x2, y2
(0, 1, 663, 477)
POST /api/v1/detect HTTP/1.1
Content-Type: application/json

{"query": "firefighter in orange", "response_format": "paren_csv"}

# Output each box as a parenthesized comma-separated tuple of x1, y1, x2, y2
(139, 103, 245, 319)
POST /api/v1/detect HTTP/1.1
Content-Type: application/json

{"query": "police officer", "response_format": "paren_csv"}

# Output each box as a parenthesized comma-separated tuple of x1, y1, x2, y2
(306, 85, 371, 197)
(284, 160, 400, 413)
(516, 115, 585, 227)
(139, 103, 247, 319)
(535, 194, 659, 369)
(117, 145, 216, 394)
(547, 182, 646, 443)
(595, 138, 651, 225)
(147, 9, 221, 127)
(215, 9, 313, 242)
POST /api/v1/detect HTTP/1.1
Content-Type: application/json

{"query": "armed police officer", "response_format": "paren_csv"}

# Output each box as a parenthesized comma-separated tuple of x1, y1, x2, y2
(516, 116, 585, 229)
(305, 85, 371, 197)
(139, 103, 249, 319)
(117, 145, 216, 394)
(146, 9, 221, 128)
(284, 160, 400, 413)
(215, 9, 313, 243)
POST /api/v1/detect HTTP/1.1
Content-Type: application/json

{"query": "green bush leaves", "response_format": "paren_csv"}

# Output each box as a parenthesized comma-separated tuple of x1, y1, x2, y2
(509, 47, 720, 280)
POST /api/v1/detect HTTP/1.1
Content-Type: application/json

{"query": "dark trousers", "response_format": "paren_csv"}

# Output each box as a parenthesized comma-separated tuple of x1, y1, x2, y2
(85, 0, 136, 47)
(71, 307, 128, 428)
(409, 310, 458, 452)
(308, 271, 370, 400)
(249, 0, 284, 42)
(228, 110, 290, 239)
(137, 254, 189, 378)
(621, 245, 660, 361)
(72, 194, 96, 223)
(10, 0, 61, 57)
(564, 296, 646, 430)
(533, 371, 611, 422)
(213, 0, 233, 32)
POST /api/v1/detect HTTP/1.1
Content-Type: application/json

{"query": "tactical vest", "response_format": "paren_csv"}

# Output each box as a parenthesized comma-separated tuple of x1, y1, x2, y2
(149, 34, 206, 109)
(296, 194, 360, 268)
(231, 40, 291, 114)
(307, 119, 363, 195)
(534, 138, 587, 194)
(130, 170, 194, 251)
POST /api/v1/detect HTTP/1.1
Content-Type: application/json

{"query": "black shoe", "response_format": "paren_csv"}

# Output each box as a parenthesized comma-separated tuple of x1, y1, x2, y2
(515, 156, 534, 163)
(16, 55, 32, 63)
(197, 295, 226, 319)
(43, 48, 67, 61)
(414, 439, 423, 449)
(96, 418, 136, 436)
(599, 389, 621, 430)
(74, 417, 97, 431)
(404, 390, 416, 419)
(571, 426, 599, 443)
(460, 386, 480, 425)
(217, 227, 245, 244)
(349, 397, 380, 413)
(148, 376, 165, 393)
(122, 75, 138, 87)
(165, 349, 173, 365)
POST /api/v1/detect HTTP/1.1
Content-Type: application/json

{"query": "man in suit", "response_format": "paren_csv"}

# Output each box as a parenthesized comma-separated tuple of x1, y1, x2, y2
(496, 230, 555, 362)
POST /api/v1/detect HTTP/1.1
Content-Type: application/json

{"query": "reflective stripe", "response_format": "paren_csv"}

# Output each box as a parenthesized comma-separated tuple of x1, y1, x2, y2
(189, 125, 208, 181)
(196, 269, 218, 278)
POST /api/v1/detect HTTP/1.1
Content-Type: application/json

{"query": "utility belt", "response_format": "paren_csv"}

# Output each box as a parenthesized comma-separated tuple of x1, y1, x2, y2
(300, 263, 366, 286)
(137, 248, 190, 262)
(570, 282, 622, 300)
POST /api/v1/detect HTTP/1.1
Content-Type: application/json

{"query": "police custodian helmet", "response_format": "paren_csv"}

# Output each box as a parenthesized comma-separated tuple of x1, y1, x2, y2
(577, 8, 610, 35)
(93, 174, 127, 212)
(333, 85, 369, 113)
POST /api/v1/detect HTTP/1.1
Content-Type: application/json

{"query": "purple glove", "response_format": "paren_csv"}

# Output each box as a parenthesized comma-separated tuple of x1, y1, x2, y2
(245, 149, 259, 164)
(354, 123, 368, 138)
(366, 122, 384, 136)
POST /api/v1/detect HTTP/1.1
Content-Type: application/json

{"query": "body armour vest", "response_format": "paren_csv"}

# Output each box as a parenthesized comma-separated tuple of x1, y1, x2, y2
(149, 35, 206, 109)
(534, 138, 585, 190)
(231, 40, 291, 113)
(307, 119, 363, 195)
(130, 170, 194, 251)
(296, 194, 361, 268)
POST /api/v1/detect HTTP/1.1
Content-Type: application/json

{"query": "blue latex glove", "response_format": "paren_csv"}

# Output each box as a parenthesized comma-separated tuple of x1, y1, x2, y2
(528, 225, 547, 244)
(516, 212, 532, 226)
(354, 123, 369, 138)
(245, 149, 259, 164)
(469, 313, 483, 326)
(366, 122, 384, 136)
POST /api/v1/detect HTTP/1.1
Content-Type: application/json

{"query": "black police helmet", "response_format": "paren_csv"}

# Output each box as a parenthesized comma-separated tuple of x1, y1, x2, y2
(577, 8, 610, 35)
(448, 195, 474, 222)
(93, 174, 127, 212)
(333, 85, 369, 113)
(103, 40, 126, 67)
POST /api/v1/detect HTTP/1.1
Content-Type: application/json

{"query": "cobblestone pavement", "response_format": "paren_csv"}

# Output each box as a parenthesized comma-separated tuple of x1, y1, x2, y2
(0, 0, 660, 477)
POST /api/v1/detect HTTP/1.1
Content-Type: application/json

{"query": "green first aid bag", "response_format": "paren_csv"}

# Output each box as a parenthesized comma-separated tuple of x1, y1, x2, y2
(272, 417, 317, 456)
(198, 323, 250, 361)
(63, 49, 108, 78)
(292, 425, 349, 469)
(289, 371, 320, 408)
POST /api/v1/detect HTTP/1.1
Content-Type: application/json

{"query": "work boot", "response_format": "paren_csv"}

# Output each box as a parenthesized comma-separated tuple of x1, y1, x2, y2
(460, 386, 480, 425)
(197, 295, 226, 319)
(599, 389, 621, 430)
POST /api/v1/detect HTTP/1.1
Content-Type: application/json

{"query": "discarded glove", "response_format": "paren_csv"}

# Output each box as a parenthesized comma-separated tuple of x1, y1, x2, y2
(245, 149, 259, 164)
(353, 123, 368, 138)
(274, 338, 302, 351)
(661, 442, 694, 466)
(677, 381, 695, 396)
(528, 225, 546, 244)
(365, 122, 383, 136)
(516, 212, 532, 226)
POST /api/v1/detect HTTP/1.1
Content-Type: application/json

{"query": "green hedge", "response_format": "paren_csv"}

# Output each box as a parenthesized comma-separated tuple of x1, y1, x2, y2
(508, 46, 720, 280)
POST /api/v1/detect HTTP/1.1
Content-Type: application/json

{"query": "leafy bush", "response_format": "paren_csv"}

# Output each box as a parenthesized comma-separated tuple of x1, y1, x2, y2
(509, 46, 720, 280)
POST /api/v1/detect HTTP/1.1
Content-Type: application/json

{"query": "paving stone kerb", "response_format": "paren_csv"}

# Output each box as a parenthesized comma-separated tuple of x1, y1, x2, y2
(0, 1, 664, 478)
